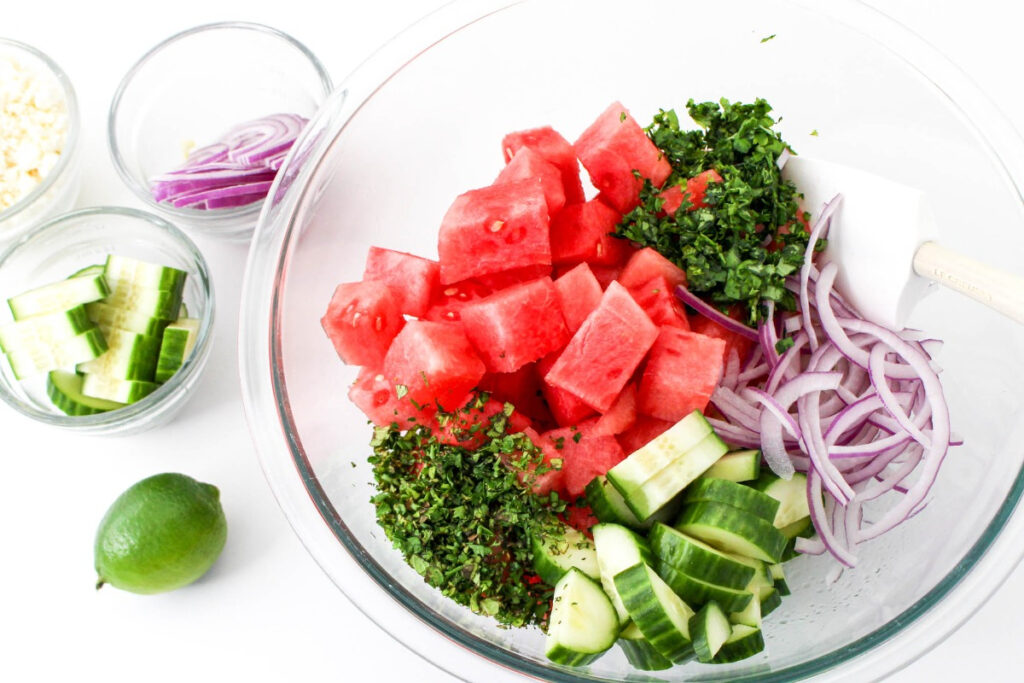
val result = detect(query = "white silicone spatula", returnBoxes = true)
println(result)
[782,155,1024,330]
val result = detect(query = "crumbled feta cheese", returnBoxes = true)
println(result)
[0,53,68,212]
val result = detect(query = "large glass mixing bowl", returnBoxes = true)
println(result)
[239,1,1024,679]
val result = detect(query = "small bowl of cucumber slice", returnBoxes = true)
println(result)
[0,206,213,435]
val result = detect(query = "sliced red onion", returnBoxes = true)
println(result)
[800,194,840,352]
[674,284,759,341]
[776,147,791,170]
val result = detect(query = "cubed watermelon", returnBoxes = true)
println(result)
[545,281,659,412]
[583,382,637,436]
[424,279,492,324]
[502,126,585,205]
[659,169,723,215]
[348,366,434,430]
[362,247,440,318]
[477,363,552,425]
[589,263,624,290]
[321,280,406,367]
[496,147,566,215]
[540,426,626,498]
[549,198,633,266]
[574,102,672,213]
[537,351,598,427]
[689,313,755,368]
[459,277,570,373]
[617,247,688,291]
[637,327,726,422]
[629,275,689,329]
[553,262,603,334]
[521,426,567,498]
[473,264,553,291]
[382,320,486,411]
[561,504,600,536]
[432,394,532,449]
[617,414,674,454]
[437,179,551,285]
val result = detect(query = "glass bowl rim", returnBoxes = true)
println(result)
[106,20,334,227]
[0,205,215,431]
[0,37,81,228]
[239,1,1024,680]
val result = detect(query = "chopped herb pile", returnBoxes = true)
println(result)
[616,98,818,324]
[368,398,566,628]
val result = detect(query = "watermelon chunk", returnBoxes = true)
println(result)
[588,263,624,290]
[432,394,532,449]
[348,366,434,430]
[544,281,658,412]
[574,102,672,213]
[629,275,689,329]
[496,147,566,215]
[477,364,552,425]
[540,426,626,498]
[437,179,551,285]
[552,263,603,334]
[561,505,600,536]
[549,198,633,266]
[321,280,405,367]
[689,313,755,368]
[583,382,637,436]
[424,279,492,324]
[659,169,723,215]
[501,126,585,205]
[381,320,486,411]
[617,414,674,454]
[637,327,726,422]
[537,351,598,427]
[473,264,553,291]
[362,246,440,318]
[521,426,567,498]
[618,247,688,291]
[459,277,570,373]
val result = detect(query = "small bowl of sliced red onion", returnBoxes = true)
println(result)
[108,22,332,241]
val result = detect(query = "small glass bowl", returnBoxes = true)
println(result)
[0,38,81,244]
[108,22,333,241]
[0,207,214,435]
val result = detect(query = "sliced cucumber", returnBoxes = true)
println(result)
[752,472,811,528]
[67,264,105,278]
[591,523,653,627]
[46,370,126,416]
[8,273,110,320]
[613,563,695,664]
[675,501,788,564]
[779,516,813,540]
[5,327,108,379]
[104,254,187,294]
[0,305,93,352]
[652,560,754,614]
[606,410,713,495]
[648,522,755,590]
[586,476,645,528]
[76,328,160,381]
[768,563,790,596]
[154,318,199,383]
[729,589,762,628]
[80,373,158,404]
[689,601,731,663]
[103,284,183,321]
[545,568,619,667]
[86,302,169,337]
[699,449,761,483]
[617,622,673,671]
[531,522,599,586]
[682,477,780,522]
[760,588,782,617]
[613,430,729,521]
[713,624,765,663]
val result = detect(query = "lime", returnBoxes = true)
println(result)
[94,472,227,594]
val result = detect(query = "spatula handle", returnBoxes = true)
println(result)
[913,241,1024,324]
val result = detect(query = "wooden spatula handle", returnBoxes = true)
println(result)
[913,241,1024,324]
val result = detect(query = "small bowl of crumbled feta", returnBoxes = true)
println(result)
[0,38,81,242]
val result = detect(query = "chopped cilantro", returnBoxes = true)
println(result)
[760,34,776,43]
[615,98,818,324]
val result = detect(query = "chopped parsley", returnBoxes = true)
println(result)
[760,34,777,43]
[368,400,566,628]
[615,98,820,325]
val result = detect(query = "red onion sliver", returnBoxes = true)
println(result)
[674,284,759,341]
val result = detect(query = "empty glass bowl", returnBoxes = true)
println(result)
[108,22,333,241]
[239,0,1024,680]
[0,207,214,435]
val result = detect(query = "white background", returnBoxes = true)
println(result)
[4,1,1023,681]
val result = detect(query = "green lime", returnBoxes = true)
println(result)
[94,472,227,595]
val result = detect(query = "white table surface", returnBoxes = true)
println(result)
[4,1,1023,681]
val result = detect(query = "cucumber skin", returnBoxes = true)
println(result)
[760,589,782,617]
[648,523,755,590]
[675,501,789,564]
[682,478,780,522]
[617,637,674,671]
[586,476,644,529]
[531,526,599,586]
[613,564,696,665]
[699,450,761,483]
[544,568,618,667]
[713,625,765,663]
[653,560,754,614]
[689,601,731,663]
[46,370,125,416]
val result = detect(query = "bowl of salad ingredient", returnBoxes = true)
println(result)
[108,22,333,242]
[0,206,213,435]
[0,38,81,243]
[238,0,1024,680]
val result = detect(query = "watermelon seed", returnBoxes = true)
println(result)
[375,316,384,331]
[489,220,505,233]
